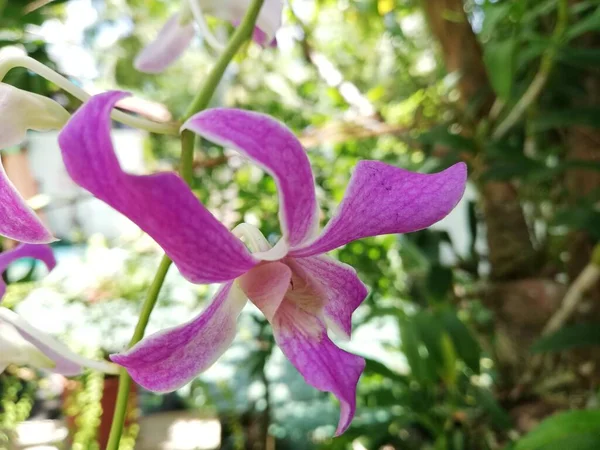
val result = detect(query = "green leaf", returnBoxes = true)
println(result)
[484,38,517,100]
[363,357,409,385]
[531,107,600,130]
[567,6,600,41]
[440,311,481,374]
[418,126,476,154]
[475,387,512,430]
[426,264,454,301]
[531,323,600,353]
[515,410,600,450]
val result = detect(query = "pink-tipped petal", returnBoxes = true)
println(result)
[183,109,319,249]
[0,307,118,375]
[0,244,56,299]
[291,255,367,340]
[111,282,247,392]
[273,302,365,435]
[58,92,257,284]
[291,161,467,257]
[134,13,195,73]
[238,262,291,321]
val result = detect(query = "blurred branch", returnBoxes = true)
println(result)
[298,118,409,148]
[492,0,569,140]
[543,244,600,335]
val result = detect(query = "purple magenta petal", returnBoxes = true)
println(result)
[0,164,54,244]
[58,92,257,284]
[134,13,195,73]
[0,244,56,299]
[273,301,365,435]
[290,255,367,340]
[111,282,247,392]
[217,0,282,44]
[291,161,467,257]
[0,307,118,375]
[238,262,291,321]
[183,109,319,249]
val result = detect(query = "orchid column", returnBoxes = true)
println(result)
[105,0,270,448]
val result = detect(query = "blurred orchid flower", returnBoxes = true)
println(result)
[58,92,467,434]
[134,0,282,73]
[0,244,118,375]
[0,82,67,243]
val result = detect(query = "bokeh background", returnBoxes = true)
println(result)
[1,0,600,449]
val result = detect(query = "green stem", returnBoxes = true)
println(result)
[0,55,179,135]
[105,256,172,450]
[105,0,265,448]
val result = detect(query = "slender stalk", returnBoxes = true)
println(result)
[105,256,172,450]
[0,55,179,135]
[105,0,264,448]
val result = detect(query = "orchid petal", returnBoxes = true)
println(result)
[238,262,291,321]
[58,92,257,284]
[291,161,467,257]
[134,13,195,73]
[0,83,65,243]
[183,108,319,249]
[291,255,368,340]
[0,83,70,148]
[0,307,118,375]
[111,282,247,392]
[0,243,56,298]
[272,302,365,435]
[202,0,282,44]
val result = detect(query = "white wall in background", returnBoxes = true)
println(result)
[26,129,146,240]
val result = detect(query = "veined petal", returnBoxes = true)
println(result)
[58,92,257,284]
[291,255,367,340]
[238,262,291,321]
[111,282,247,392]
[0,83,65,243]
[291,161,467,257]
[0,243,56,298]
[0,307,118,375]
[183,108,319,250]
[0,165,54,243]
[134,13,195,73]
[272,301,365,435]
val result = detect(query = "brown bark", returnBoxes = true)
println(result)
[421,0,537,281]
[420,0,493,117]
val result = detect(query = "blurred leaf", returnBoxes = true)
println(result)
[484,38,517,100]
[531,107,600,130]
[440,333,457,388]
[474,388,512,431]
[426,264,454,301]
[440,311,481,374]
[515,410,600,450]
[531,323,600,353]
[364,357,409,385]
[567,6,600,40]
[554,206,600,239]
[400,317,436,384]
[418,126,476,154]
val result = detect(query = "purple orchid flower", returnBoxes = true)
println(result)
[57,91,467,435]
[135,0,282,73]
[0,82,66,243]
[0,244,118,375]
